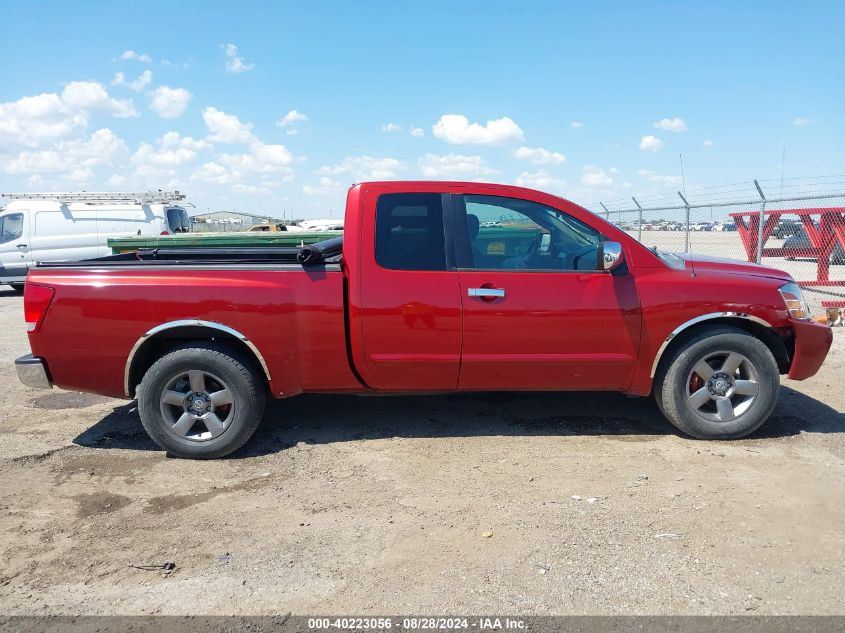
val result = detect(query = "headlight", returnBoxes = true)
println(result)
[778,282,811,320]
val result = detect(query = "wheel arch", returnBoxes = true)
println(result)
[650,312,790,382]
[124,320,271,398]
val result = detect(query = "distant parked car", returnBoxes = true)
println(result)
[773,220,803,239]
[783,229,845,264]
[248,223,306,233]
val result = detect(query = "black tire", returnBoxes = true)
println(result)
[137,343,266,459]
[9,283,24,294]
[654,326,780,439]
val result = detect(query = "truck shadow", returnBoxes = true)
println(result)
[73,386,844,457]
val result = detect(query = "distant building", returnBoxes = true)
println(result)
[191,210,277,226]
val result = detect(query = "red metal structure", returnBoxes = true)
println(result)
[730,207,845,286]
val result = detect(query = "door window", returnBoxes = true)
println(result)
[375,193,447,271]
[0,214,24,244]
[460,195,601,271]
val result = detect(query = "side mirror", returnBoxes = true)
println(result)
[597,241,625,272]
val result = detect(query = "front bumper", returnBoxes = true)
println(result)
[787,319,834,380]
[15,354,53,389]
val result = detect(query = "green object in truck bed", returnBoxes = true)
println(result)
[108,231,341,254]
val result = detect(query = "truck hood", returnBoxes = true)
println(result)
[677,253,793,281]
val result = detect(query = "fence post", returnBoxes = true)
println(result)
[678,191,691,253]
[632,197,643,242]
[754,179,767,264]
[600,202,610,222]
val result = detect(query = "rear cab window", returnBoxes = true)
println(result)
[375,193,447,271]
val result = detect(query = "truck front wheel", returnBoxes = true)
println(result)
[654,327,780,439]
[137,343,266,458]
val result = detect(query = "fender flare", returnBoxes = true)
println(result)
[124,319,271,397]
[649,312,773,378]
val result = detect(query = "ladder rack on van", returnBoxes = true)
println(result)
[0,191,186,205]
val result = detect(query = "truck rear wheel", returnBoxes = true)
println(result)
[137,343,266,459]
[654,327,780,439]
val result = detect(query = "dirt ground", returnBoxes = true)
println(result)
[0,285,843,616]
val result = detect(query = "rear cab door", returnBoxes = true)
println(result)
[347,183,462,391]
[451,185,642,391]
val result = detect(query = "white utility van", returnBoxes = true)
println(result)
[0,191,190,292]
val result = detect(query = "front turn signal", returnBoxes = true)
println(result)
[778,282,810,320]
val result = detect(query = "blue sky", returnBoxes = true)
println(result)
[1,0,843,217]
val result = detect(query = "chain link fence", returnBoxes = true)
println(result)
[597,176,845,313]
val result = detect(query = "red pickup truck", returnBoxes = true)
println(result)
[15,182,833,458]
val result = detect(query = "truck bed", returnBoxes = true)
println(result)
[26,254,360,399]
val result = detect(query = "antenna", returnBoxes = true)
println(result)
[679,153,688,198]
[780,146,786,196]
[0,191,186,205]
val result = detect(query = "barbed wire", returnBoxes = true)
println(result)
[600,175,845,213]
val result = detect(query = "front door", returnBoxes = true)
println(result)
[0,212,30,283]
[351,186,462,391]
[452,189,641,391]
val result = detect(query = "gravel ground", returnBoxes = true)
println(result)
[0,285,842,616]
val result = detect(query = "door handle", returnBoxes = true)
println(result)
[16,244,27,249]
[468,287,505,299]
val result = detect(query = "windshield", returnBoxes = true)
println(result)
[166,207,191,233]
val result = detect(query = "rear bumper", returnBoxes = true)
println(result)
[15,354,53,389]
[787,319,834,380]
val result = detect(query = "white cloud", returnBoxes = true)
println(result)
[653,117,687,132]
[120,50,152,63]
[192,161,230,184]
[381,123,402,132]
[149,86,192,119]
[793,116,812,126]
[318,156,405,181]
[4,128,127,177]
[418,153,496,179]
[513,146,566,165]
[223,43,254,73]
[570,121,583,128]
[637,169,682,186]
[639,135,663,152]
[192,106,298,189]
[303,176,344,196]
[703,139,715,147]
[581,165,613,187]
[202,107,255,144]
[276,109,308,128]
[432,114,524,145]
[130,131,210,176]
[61,81,138,118]
[0,93,86,146]
[410,126,425,138]
[233,183,272,195]
[515,169,567,192]
[111,70,152,92]
[192,141,295,186]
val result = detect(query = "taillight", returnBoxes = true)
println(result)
[24,284,55,333]
[160,230,170,236]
